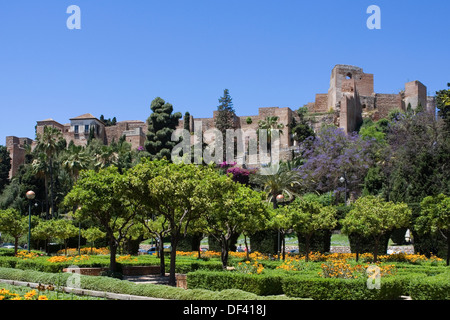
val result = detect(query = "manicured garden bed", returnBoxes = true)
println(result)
[0,248,448,300]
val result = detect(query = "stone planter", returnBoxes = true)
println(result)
[121,266,161,276]
[63,267,108,276]
[176,274,187,289]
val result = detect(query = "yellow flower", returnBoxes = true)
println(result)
[24,290,37,300]
[38,295,48,300]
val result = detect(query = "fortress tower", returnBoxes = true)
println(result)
[5,65,437,178]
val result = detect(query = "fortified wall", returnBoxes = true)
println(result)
[6,65,436,178]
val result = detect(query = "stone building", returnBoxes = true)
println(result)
[6,64,436,178]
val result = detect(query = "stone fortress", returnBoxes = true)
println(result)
[6,65,436,178]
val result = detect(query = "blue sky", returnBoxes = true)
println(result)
[0,0,449,144]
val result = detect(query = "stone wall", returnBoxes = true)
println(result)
[374,93,403,119]
[6,136,32,179]
[314,94,329,112]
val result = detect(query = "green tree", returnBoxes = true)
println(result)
[257,116,285,153]
[0,145,11,194]
[81,227,106,254]
[290,107,315,144]
[214,89,236,135]
[32,219,53,254]
[127,159,172,276]
[417,194,450,266]
[250,165,301,209]
[184,112,191,132]
[34,126,65,216]
[50,219,78,256]
[0,208,28,255]
[201,179,269,268]
[64,166,137,272]
[61,144,92,183]
[128,160,210,285]
[145,97,182,160]
[436,83,450,131]
[341,196,411,262]
[289,197,337,262]
[269,206,293,260]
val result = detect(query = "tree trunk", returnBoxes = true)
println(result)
[305,234,311,262]
[244,235,250,261]
[169,234,179,286]
[373,236,380,263]
[14,237,19,256]
[109,238,118,273]
[158,236,166,276]
[220,235,229,269]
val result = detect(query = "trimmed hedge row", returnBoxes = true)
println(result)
[187,270,450,300]
[0,267,293,300]
[408,271,450,300]
[187,271,284,296]
[281,274,410,300]
[0,256,223,274]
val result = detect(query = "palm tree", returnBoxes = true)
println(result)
[34,126,65,217]
[31,153,50,216]
[257,116,285,153]
[250,165,301,209]
[94,145,118,170]
[250,165,301,259]
[61,144,93,183]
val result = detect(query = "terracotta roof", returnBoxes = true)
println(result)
[70,113,98,120]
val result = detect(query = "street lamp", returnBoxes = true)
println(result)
[26,191,36,253]
[276,194,285,260]
[77,206,82,255]
[339,174,347,206]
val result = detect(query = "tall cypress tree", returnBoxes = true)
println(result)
[145,97,182,160]
[215,89,236,134]
[184,112,191,132]
[214,89,237,159]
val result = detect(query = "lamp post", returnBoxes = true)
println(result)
[77,206,82,256]
[276,194,284,260]
[26,191,36,253]
[339,173,347,206]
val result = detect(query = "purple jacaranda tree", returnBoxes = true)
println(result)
[296,126,374,200]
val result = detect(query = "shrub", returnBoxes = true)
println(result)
[187,270,283,296]
[281,274,405,300]
[0,267,292,300]
[408,271,450,300]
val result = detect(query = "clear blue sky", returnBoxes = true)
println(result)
[1,0,449,144]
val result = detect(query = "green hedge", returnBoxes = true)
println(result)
[0,267,292,300]
[408,271,450,300]
[0,256,223,274]
[172,260,223,274]
[281,274,407,300]
[187,271,284,296]
[188,270,449,300]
